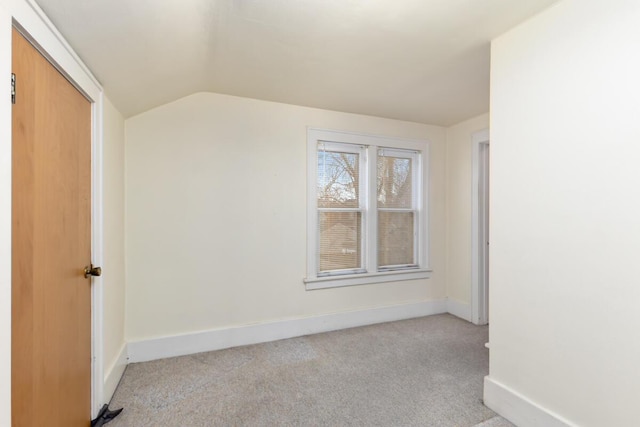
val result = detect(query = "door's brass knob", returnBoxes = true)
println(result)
[84,264,102,278]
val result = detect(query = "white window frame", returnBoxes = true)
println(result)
[305,128,431,290]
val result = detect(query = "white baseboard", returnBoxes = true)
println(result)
[484,376,575,427]
[127,299,448,363]
[103,343,128,403]
[446,298,471,322]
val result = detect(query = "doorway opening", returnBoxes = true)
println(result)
[471,129,489,325]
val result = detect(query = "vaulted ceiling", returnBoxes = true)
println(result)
[35,0,558,125]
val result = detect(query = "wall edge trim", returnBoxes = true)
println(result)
[127,299,448,363]
[103,343,128,404]
[484,376,576,427]
[446,298,471,322]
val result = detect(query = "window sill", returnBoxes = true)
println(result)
[304,268,432,290]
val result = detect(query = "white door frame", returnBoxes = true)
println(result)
[0,0,105,420]
[471,129,490,325]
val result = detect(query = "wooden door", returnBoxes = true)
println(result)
[11,27,92,426]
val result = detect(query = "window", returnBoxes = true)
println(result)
[305,129,431,290]
[317,142,365,275]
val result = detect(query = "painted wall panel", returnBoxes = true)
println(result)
[489,0,640,425]
[102,96,126,400]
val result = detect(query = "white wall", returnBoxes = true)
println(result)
[487,0,640,425]
[125,92,447,342]
[102,96,127,401]
[445,113,489,310]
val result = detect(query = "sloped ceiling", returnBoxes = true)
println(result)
[35,0,558,125]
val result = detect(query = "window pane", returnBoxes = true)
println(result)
[318,150,360,208]
[378,211,414,267]
[377,155,412,208]
[319,211,362,272]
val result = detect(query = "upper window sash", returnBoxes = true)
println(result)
[377,148,421,211]
[316,141,367,210]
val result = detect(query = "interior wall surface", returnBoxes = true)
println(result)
[489,0,640,425]
[124,92,448,342]
[102,95,127,400]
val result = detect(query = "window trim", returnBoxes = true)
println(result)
[305,128,432,290]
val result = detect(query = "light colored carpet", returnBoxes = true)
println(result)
[473,416,516,427]
[109,314,506,426]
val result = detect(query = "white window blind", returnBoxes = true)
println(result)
[317,142,365,275]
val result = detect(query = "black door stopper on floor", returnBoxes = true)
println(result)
[91,404,123,426]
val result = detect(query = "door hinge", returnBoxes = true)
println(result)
[11,73,16,104]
